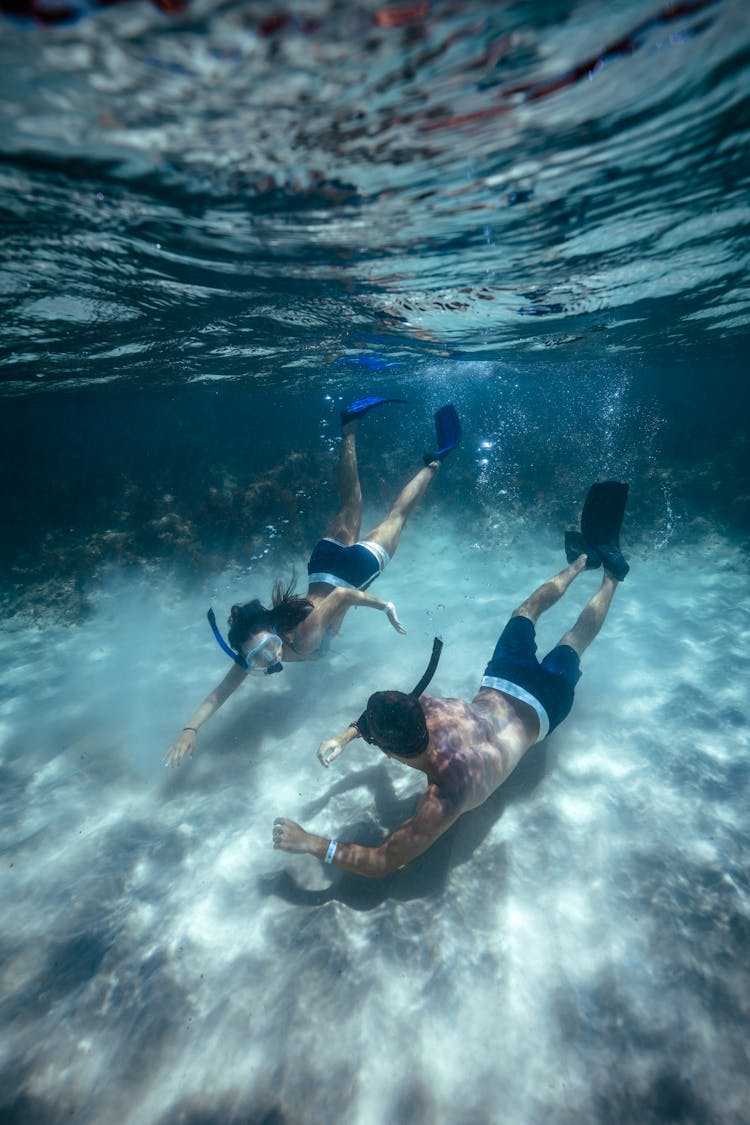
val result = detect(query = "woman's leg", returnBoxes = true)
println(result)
[322,423,363,545]
[361,461,439,557]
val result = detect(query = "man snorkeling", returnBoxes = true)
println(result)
[273,482,629,878]
[165,397,461,767]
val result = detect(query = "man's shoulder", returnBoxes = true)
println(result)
[422,693,475,719]
[417,781,465,826]
[423,693,491,738]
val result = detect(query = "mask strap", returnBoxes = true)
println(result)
[244,632,275,661]
[207,608,248,671]
[410,636,443,697]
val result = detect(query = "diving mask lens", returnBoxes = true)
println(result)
[245,632,284,676]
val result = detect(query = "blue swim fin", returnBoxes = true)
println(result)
[571,481,630,580]
[347,354,402,370]
[340,395,408,426]
[423,403,461,465]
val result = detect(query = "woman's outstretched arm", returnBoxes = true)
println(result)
[165,662,247,767]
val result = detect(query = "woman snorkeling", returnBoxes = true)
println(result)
[165,397,460,766]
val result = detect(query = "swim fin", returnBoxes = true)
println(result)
[423,403,461,465]
[340,395,408,426]
[564,530,601,569]
[346,354,402,370]
[573,480,630,580]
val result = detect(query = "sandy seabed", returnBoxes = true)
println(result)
[1,509,749,1125]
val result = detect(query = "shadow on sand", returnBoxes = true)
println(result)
[259,741,550,910]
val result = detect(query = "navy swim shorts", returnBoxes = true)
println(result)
[480,615,581,739]
[307,537,390,590]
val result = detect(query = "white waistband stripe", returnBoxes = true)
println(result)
[358,539,390,570]
[480,676,550,742]
[307,572,356,589]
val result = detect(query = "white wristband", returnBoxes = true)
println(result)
[324,839,338,865]
[384,601,394,614]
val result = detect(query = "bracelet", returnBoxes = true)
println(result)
[384,601,395,614]
[183,727,197,733]
[324,839,338,865]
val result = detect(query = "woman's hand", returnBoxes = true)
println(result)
[384,601,406,634]
[273,818,313,854]
[165,728,197,767]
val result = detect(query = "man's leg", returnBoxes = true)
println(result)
[361,461,439,557]
[556,572,618,658]
[513,555,587,624]
[322,422,363,545]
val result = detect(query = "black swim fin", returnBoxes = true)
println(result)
[340,395,408,426]
[564,530,601,569]
[578,480,630,580]
[423,404,461,465]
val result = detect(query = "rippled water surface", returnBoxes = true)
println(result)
[1,0,749,389]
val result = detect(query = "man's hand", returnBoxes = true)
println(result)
[317,736,345,768]
[273,818,314,854]
[165,729,196,767]
[384,601,406,634]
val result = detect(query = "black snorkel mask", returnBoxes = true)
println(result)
[207,608,283,676]
[354,636,443,748]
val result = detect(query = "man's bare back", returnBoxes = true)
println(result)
[418,691,538,815]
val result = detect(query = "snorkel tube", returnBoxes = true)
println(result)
[353,635,443,746]
[409,636,443,697]
[207,608,249,670]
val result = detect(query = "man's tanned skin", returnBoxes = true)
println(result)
[273,554,620,878]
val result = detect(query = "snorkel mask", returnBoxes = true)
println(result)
[207,608,284,676]
[244,631,284,677]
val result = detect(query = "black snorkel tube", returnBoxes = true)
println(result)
[354,636,443,745]
[409,636,443,697]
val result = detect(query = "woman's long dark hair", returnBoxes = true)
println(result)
[227,572,313,651]
[270,573,314,634]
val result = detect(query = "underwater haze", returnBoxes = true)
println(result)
[1,1,749,1123]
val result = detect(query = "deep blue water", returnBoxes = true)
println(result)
[1,0,748,611]
[1,2,749,1123]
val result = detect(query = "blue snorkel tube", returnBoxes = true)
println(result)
[207,608,249,671]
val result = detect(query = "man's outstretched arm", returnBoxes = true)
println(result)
[273,786,460,878]
[317,722,362,767]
